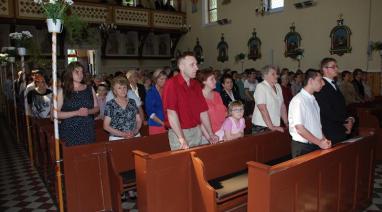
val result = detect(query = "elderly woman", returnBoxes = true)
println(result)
[145,69,167,135]
[252,65,288,133]
[198,69,227,134]
[103,76,142,141]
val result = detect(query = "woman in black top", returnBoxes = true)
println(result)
[57,62,99,146]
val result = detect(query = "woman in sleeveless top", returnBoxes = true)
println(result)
[57,62,99,146]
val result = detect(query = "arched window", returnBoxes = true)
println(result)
[267,0,284,11]
[207,0,218,24]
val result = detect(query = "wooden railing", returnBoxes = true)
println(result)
[8,0,186,30]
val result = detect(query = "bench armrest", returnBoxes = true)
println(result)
[190,151,218,212]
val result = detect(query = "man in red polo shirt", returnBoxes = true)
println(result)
[163,52,219,150]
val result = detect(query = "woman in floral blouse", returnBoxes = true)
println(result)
[103,76,142,141]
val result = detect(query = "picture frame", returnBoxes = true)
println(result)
[284,23,302,59]
[247,28,261,61]
[330,16,352,56]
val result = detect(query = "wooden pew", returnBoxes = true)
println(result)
[246,129,376,212]
[134,131,291,212]
[106,133,170,211]
[358,108,382,160]
[31,118,52,179]
[61,141,113,212]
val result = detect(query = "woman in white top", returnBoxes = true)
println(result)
[252,65,288,133]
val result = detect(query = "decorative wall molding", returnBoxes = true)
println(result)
[114,8,150,27]
[17,0,44,19]
[72,4,109,23]
[0,0,11,17]
[8,0,186,31]
[152,12,184,29]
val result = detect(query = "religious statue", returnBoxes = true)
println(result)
[193,38,204,64]
[217,33,228,62]
[330,14,352,56]
[284,23,302,59]
[247,28,261,61]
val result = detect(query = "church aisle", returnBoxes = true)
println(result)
[0,117,57,212]
[0,115,381,211]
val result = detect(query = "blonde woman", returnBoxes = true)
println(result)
[103,77,142,141]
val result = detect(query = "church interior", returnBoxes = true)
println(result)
[0,0,382,211]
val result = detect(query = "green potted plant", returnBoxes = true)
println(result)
[372,42,382,56]
[64,13,88,45]
[0,53,8,66]
[4,47,17,63]
[235,53,246,72]
[33,0,74,33]
[9,31,33,56]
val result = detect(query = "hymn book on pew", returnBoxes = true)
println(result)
[341,136,363,143]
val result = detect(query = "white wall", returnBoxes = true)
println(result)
[177,0,382,72]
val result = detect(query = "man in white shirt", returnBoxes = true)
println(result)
[289,70,331,158]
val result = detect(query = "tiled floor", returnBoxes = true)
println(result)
[0,118,381,211]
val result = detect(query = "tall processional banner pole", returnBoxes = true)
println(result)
[48,20,64,211]
[19,48,34,164]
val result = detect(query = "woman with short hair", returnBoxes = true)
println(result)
[145,69,167,135]
[103,76,142,141]
[252,65,288,134]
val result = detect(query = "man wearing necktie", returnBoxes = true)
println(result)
[314,57,355,144]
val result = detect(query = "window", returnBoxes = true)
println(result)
[122,0,136,6]
[67,49,78,64]
[207,0,218,24]
[269,0,284,10]
[268,0,284,11]
[167,0,176,8]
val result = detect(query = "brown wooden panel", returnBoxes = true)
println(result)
[319,163,340,212]
[296,173,319,212]
[271,185,294,212]
[247,130,376,212]
[134,151,192,212]
[355,137,375,210]
[339,152,357,212]
[135,131,291,212]
[63,142,112,212]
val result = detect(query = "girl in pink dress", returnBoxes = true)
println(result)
[215,101,245,141]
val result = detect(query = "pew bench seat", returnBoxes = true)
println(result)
[120,170,136,192]
[209,170,248,202]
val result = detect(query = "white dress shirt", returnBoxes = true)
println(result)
[323,77,337,90]
[288,89,323,143]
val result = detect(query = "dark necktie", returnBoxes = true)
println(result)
[332,80,339,91]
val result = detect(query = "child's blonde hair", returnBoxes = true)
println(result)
[227,100,244,116]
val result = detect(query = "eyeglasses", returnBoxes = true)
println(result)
[325,65,338,69]
[231,108,244,112]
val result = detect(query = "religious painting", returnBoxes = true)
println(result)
[142,33,157,56]
[247,29,261,61]
[217,33,228,62]
[330,15,352,56]
[284,23,302,59]
[105,31,120,56]
[157,34,171,56]
[124,31,138,56]
[193,38,204,64]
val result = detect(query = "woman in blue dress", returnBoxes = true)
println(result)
[57,62,99,146]
[145,69,167,135]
